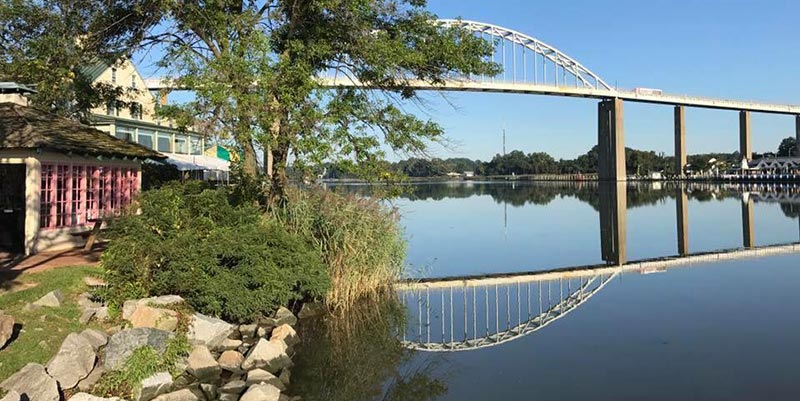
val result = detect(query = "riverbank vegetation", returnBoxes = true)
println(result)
[324,137,799,179]
[100,182,330,323]
[277,188,406,311]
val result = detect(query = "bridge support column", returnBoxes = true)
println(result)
[740,110,752,161]
[599,182,627,265]
[674,106,687,176]
[795,115,800,156]
[742,196,755,249]
[676,187,689,256]
[598,98,626,181]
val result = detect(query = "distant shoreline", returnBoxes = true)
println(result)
[322,173,800,184]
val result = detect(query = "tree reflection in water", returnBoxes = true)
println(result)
[291,295,447,401]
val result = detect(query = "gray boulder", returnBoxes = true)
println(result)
[200,384,218,401]
[79,308,97,324]
[77,363,105,391]
[33,290,64,308]
[272,307,296,326]
[80,328,108,350]
[128,305,179,331]
[122,295,185,321]
[245,369,285,391]
[269,325,298,348]
[151,389,202,401]
[187,313,235,350]
[219,380,247,395]
[46,333,96,389]
[69,393,122,401]
[135,372,173,401]
[220,339,243,351]
[241,339,292,373]
[104,328,174,370]
[297,302,325,319]
[238,324,258,342]
[218,350,244,373]
[240,383,280,401]
[0,363,60,401]
[0,312,14,349]
[187,345,221,382]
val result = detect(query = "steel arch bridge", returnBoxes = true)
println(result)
[398,272,618,352]
[318,19,800,115]
[435,19,612,91]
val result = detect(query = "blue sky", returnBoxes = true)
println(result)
[417,0,800,160]
[136,0,800,161]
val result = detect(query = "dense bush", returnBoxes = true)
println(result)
[275,188,406,310]
[101,182,329,323]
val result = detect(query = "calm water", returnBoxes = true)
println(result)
[292,181,800,401]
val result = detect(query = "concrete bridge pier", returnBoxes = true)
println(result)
[796,115,800,154]
[742,196,755,249]
[740,110,752,161]
[599,182,627,265]
[676,187,689,256]
[675,106,687,176]
[598,98,626,181]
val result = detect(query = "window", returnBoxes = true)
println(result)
[39,165,54,228]
[174,135,188,154]
[115,126,134,142]
[40,163,139,229]
[111,68,117,84]
[131,76,137,89]
[157,132,172,153]
[189,136,203,155]
[137,129,154,149]
[106,102,115,116]
[130,103,141,120]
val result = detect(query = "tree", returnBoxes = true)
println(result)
[777,137,797,157]
[152,1,500,206]
[0,0,161,121]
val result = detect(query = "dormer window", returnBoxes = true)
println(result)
[111,68,117,84]
[130,103,141,120]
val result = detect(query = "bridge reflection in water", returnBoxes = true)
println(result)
[398,182,800,352]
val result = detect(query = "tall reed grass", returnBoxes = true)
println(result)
[275,187,406,310]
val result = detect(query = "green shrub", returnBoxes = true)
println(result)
[101,182,329,323]
[275,188,406,310]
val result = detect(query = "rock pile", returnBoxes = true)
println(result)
[0,296,304,401]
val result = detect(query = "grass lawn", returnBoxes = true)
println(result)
[0,265,103,382]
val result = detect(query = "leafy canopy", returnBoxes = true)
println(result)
[151,0,501,201]
[0,0,161,120]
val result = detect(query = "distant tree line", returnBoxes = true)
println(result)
[322,136,798,179]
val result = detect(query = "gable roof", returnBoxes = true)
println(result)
[80,56,118,82]
[0,102,165,160]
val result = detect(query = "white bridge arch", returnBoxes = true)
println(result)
[399,272,617,352]
[436,19,612,90]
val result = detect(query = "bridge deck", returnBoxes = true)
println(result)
[318,78,800,115]
[397,242,800,290]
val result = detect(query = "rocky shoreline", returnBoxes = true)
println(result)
[0,289,314,401]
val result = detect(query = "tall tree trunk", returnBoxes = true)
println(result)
[240,137,259,178]
[268,141,289,208]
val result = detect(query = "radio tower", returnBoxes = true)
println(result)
[502,126,506,156]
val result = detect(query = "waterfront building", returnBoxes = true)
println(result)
[81,57,230,181]
[0,89,163,254]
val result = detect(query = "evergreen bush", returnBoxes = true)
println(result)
[100,182,329,323]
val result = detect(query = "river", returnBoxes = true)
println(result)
[291,181,800,401]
